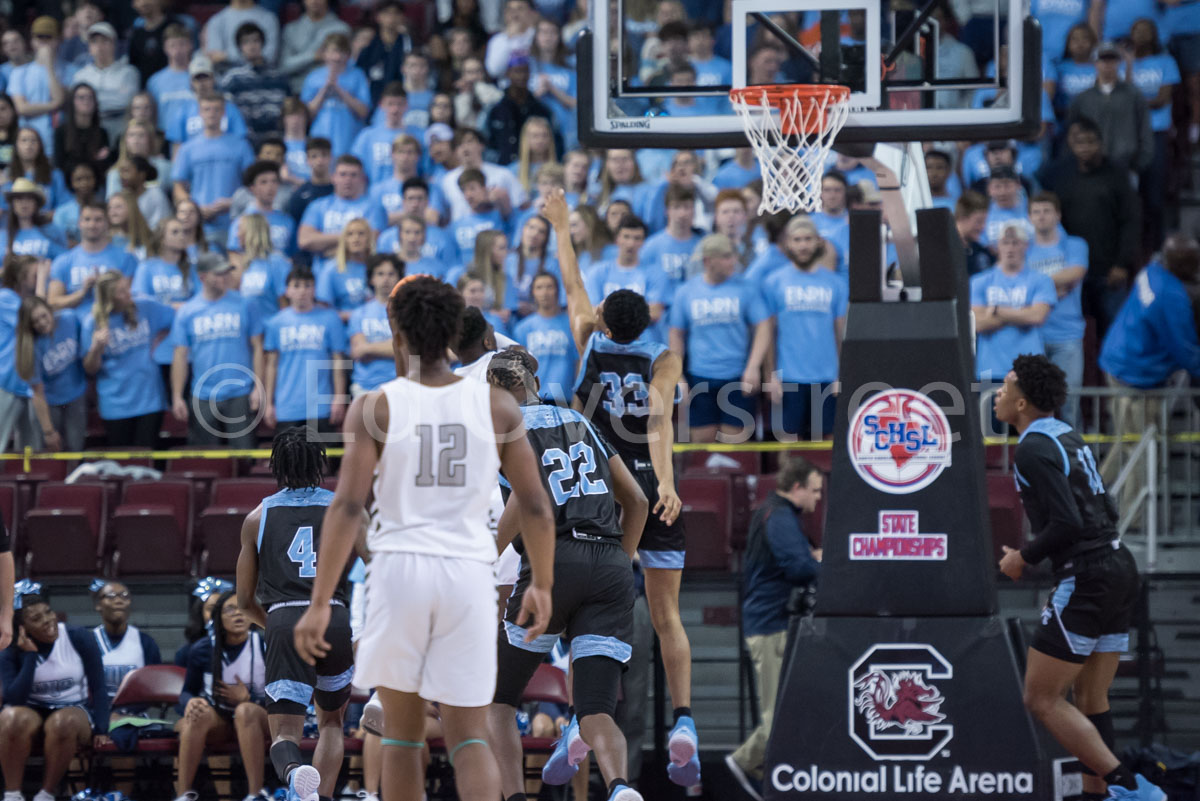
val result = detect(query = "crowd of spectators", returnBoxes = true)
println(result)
[0,0,1194,456]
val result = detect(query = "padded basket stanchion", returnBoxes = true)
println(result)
[729,84,851,215]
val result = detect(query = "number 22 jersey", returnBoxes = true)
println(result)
[257,486,351,607]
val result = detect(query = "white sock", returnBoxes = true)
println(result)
[4,791,26,801]
[31,791,54,801]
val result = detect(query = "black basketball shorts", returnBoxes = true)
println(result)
[1031,545,1140,665]
[264,602,355,714]
[627,459,686,569]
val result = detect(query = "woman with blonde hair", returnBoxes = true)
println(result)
[455,272,510,337]
[105,119,171,198]
[568,204,612,272]
[174,199,209,259]
[512,116,558,195]
[504,215,557,317]
[316,217,373,321]
[15,295,86,451]
[80,270,174,447]
[107,191,153,258]
[447,229,514,327]
[595,148,645,208]
[132,217,197,381]
[234,213,290,323]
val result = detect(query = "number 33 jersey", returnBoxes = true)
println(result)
[370,376,501,562]
[257,486,352,607]
[515,403,623,546]
[573,332,668,464]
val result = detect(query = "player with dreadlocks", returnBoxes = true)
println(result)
[486,349,649,801]
[995,355,1163,801]
[294,275,556,801]
[236,427,360,801]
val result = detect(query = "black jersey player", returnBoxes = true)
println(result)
[541,189,701,786]
[236,428,358,801]
[995,355,1164,801]
[485,349,650,801]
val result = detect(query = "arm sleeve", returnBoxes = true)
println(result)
[1016,438,1086,565]
[763,507,821,585]
[140,631,162,666]
[68,627,111,732]
[0,648,40,705]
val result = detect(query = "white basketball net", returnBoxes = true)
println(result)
[730,85,851,215]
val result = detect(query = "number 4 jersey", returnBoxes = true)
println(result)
[257,486,352,607]
[370,376,502,563]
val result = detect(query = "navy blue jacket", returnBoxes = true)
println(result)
[742,493,821,637]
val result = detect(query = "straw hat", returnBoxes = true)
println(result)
[5,178,46,206]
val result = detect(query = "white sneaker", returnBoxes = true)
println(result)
[4,791,26,801]
[31,792,54,801]
[287,764,321,801]
[354,791,379,801]
[361,692,384,737]
[173,793,199,801]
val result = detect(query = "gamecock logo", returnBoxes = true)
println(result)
[848,644,954,761]
[847,389,952,495]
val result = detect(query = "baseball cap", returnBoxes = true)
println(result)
[86,22,117,40]
[189,54,215,78]
[1096,41,1121,59]
[196,253,234,275]
[31,16,59,38]
[424,123,454,148]
[988,165,1020,182]
[507,52,531,70]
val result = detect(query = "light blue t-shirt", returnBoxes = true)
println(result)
[1032,0,1091,61]
[227,208,296,256]
[8,62,55,157]
[1124,54,1181,132]
[1102,0,1160,41]
[284,138,310,182]
[146,68,194,135]
[367,177,448,223]
[0,225,67,261]
[810,210,851,276]
[762,266,848,384]
[346,298,396,391]
[1164,0,1200,37]
[640,230,701,299]
[981,202,1034,248]
[350,123,424,186]
[80,300,175,419]
[131,256,199,364]
[0,171,68,213]
[970,266,1059,380]
[503,252,561,311]
[0,288,29,397]
[315,259,370,312]
[165,98,248,144]
[238,254,291,325]
[302,66,372,157]
[264,306,348,422]
[377,222,454,268]
[1053,59,1097,113]
[712,159,760,190]
[50,243,138,318]
[669,274,768,380]
[584,259,667,306]
[743,244,790,286]
[529,61,578,148]
[1026,233,1088,345]
[449,208,506,266]
[33,311,86,406]
[299,193,387,246]
[171,291,263,401]
[691,55,734,114]
[513,311,577,404]
[171,133,256,232]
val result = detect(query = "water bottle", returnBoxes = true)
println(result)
[515,709,531,736]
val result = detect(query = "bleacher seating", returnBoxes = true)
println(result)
[23,482,108,576]
[197,478,279,574]
[111,479,196,576]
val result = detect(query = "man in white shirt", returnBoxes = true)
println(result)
[72,23,141,143]
[440,128,525,221]
[484,0,536,78]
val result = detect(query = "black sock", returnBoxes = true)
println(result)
[567,705,575,719]
[608,778,629,793]
[1081,793,1109,801]
[673,706,692,723]
[505,795,528,801]
[269,739,303,783]
[1103,764,1137,792]
[318,796,333,801]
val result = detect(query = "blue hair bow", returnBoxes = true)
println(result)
[13,579,44,610]
[89,578,108,593]
[192,577,234,601]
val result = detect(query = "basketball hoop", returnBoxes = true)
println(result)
[729,84,852,215]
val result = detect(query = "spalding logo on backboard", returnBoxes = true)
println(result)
[848,389,952,495]
[849,644,954,761]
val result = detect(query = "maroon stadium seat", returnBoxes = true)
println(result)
[679,474,732,534]
[110,480,195,576]
[24,482,107,576]
[682,509,730,570]
[986,472,1025,561]
[681,450,759,475]
[197,478,279,574]
[113,664,186,708]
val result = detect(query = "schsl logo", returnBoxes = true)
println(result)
[847,389,952,495]
[849,644,954,761]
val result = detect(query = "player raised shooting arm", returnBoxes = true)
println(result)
[607,453,649,559]
[235,505,268,629]
[862,156,918,280]
[542,188,598,355]
[648,350,683,525]
[294,392,379,664]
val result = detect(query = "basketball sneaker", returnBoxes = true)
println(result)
[287,765,321,801]
[361,692,384,737]
[667,716,701,786]
[606,784,643,801]
[1107,774,1166,801]
[541,715,590,785]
